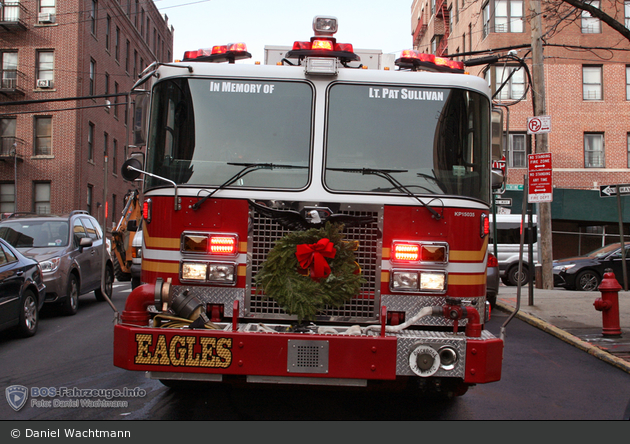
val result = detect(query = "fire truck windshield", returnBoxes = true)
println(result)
[324,83,491,203]
[145,78,313,190]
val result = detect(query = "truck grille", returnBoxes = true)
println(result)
[247,203,383,322]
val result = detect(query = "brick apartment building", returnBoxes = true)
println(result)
[411,0,630,257]
[0,0,173,233]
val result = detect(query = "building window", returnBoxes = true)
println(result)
[115,27,120,61]
[36,50,54,83]
[583,65,602,100]
[113,138,118,173]
[33,182,51,215]
[39,0,56,15]
[89,59,96,96]
[626,1,630,29]
[627,133,630,168]
[106,15,111,51]
[489,65,525,101]
[483,0,523,34]
[34,116,51,156]
[90,0,97,35]
[1,52,18,89]
[0,118,16,156]
[584,133,604,168]
[125,40,130,73]
[581,0,600,34]
[0,183,15,213]
[626,66,630,101]
[504,132,528,168]
[87,184,93,215]
[88,122,94,161]
[114,82,119,118]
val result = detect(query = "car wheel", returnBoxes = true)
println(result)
[17,290,38,337]
[95,265,114,301]
[487,293,497,308]
[507,265,529,286]
[576,270,600,291]
[62,274,79,316]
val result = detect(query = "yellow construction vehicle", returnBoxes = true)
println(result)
[111,189,142,282]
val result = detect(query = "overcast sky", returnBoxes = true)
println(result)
[156,0,415,63]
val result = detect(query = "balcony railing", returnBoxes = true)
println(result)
[0,2,27,31]
[0,69,25,95]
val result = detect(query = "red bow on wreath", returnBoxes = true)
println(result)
[296,238,337,280]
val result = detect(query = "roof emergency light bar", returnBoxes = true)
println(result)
[182,43,252,64]
[395,50,465,74]
[286,15,360,69]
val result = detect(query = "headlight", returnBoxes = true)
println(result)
[390,269,447,293]
[39,257,61,273]
[181,262,208,281]
[420,272,446,291]
[180,261,237,285]
[208,264,235,283]
[392,271,419,291]
[553,264,576,272]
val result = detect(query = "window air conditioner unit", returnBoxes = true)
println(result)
[37,79,52,88]
[38,13,55,24]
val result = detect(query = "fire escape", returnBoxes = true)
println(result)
[435,0,450,57]
[413,13,427,49]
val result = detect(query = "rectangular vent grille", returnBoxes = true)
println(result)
[287,340,329,373]
[249,205,382,321]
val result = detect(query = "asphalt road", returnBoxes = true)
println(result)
[1,282,629,421]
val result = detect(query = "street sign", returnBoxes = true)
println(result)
[506,184,523,191]
[528,152,553,203]
[599,184,630,198]
[527,115,551,135]
[495,198,512,206]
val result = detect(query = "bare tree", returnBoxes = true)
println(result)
[543,0,630,42]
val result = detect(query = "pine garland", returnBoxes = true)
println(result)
[254,223,364,322]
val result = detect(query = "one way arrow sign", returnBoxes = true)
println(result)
[600,184,630,197]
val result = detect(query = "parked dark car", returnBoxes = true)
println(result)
[0,238,46,337]
[486,252,499,308]
[553,242,630,291]
[0,211,114,315]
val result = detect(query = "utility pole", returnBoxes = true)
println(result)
[530,0,554,289]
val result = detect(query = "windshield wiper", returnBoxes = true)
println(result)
[327,167,442,220]
[192,162,307,211]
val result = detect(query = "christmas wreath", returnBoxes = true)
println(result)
[254,223,364,322]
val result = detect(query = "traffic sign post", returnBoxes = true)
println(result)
[527,116,551,135]
[599,184,630,198]
[528,152,552,203]
[599,184,629,290]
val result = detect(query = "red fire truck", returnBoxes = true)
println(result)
[114,16,505,398]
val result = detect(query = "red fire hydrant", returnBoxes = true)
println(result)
[593,269,622,337]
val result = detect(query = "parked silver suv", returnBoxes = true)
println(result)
[0,211,114,315]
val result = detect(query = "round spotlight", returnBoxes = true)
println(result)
[409,345,440,377]
[438,346,458,370]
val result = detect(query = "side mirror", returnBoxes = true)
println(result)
[491,168,505,190]
[121,157,143,181]
[78,237,93,251]
[491,108,504,162]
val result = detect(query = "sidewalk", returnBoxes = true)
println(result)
[495,283,630,374]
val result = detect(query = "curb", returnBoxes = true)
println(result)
[496,301,630,375]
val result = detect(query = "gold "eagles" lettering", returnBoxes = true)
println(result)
[134,334,232,368]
